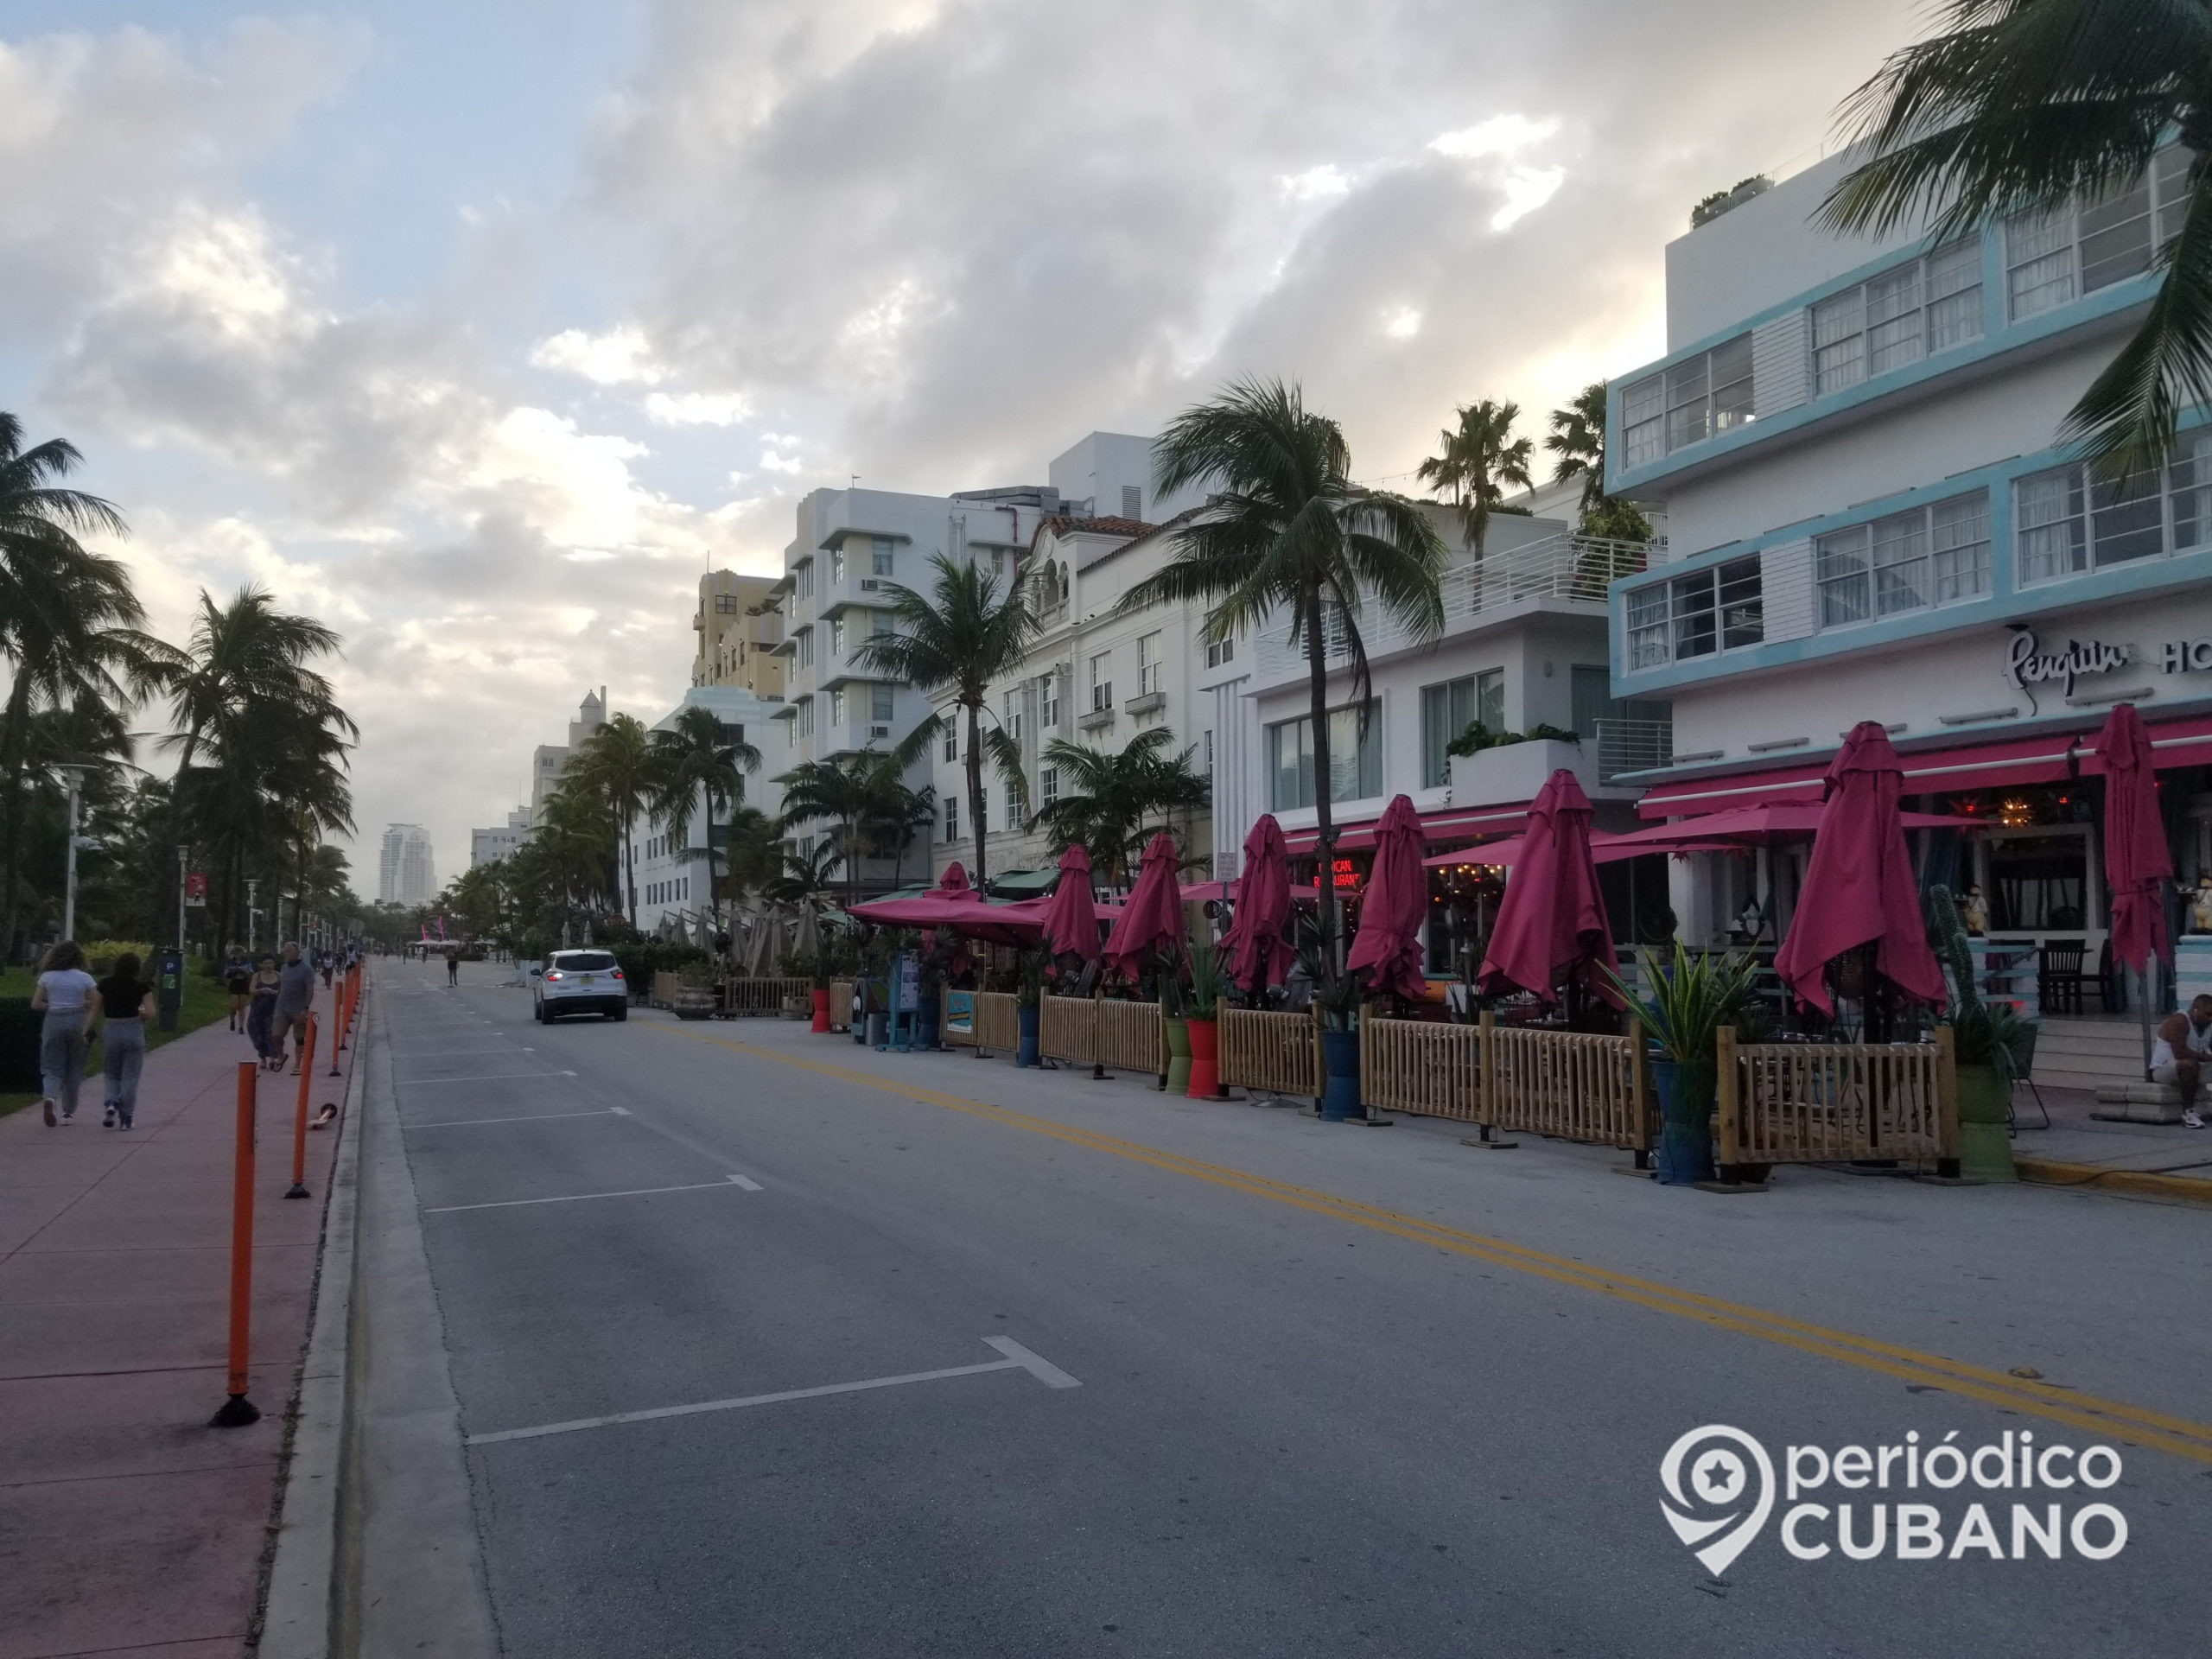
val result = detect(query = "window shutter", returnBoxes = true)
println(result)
[1752,312,1808,419]
[1759,538,1815,642]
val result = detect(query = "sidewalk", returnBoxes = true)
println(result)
[0,1009,354,1659]
[2012,1083,2212,1204]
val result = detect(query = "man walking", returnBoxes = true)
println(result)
[445,944,461,988]
[275,941,317,1077]
[2150,995,2212,1129]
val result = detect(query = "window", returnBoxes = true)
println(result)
[1816,493,1989,626]
[1812,241,1982,394]
[1090,651,1113,711]
[1205,632,1235,668]
[1267,702,1382,810]
[1041,766,1058,808]
[944,795,958,842]
[797,628,814,669]
[797,698,814,738]
[2017,432,2212,583]
[1477,669,1504,734]
[829,616,845,658]
[830,547,845,584]
[1138,632,1162,695]
[1039,674,1060,728]
[1122,484,1143,518]
[1420,675,1486,788]
[2008,149,2191,321]
[870,535,894,575]
[871,683,895,722]
[944,723,957,761]
[869,609,893,637]
[1004,690,1021,743]
[797,561,814,600]
[1005,780,1021,823]
[1625,556,1763,668]
[1621,334,1753,468]
[714,592,739,613]
[1203,729,1214,779]
[829,687,847,725]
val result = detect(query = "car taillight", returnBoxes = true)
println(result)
[611,969,624,979]
[544,970,564,981]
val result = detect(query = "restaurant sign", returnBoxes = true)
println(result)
[2005,628,2212,699]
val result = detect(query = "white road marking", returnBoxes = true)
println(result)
[410,1109,629,1129]
[424,1174,759,1214]
[467,1338,1081,1445]
[396,1071,575,1084]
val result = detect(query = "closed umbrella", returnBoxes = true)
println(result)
[1103,830,1185,980]
[1478,768,1620,1007]
[1222,815,1293,993]
[1039,844,1103,965]
[1774,721,1945,1017]
[2093,702,2172,1069]
[1345,794,1428,1001]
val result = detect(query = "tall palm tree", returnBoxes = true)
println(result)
[1820,0,2212,467]
[1117,379,1446,945]
[647,704,760,931]
[567,712,658,927]
[1547,381,1654,545]
[1415,398,1533,555]
[851,552,1039,890]
[1031,728,1208,886]
[777,750,915,908]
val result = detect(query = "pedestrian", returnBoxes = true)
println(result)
[275,941,317,1076]
[2150,994,2212,1129]
[30,941,97,1127]
[248,955,282,1070]
[446,944,460,988]
[95,951,156,1130]
[222,944,251,1032]
[320,951,334,991]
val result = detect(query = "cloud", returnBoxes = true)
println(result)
[531,323,666,386]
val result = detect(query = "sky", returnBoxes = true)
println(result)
[0,0,1925,887]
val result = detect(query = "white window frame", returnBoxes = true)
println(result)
[944,794,958,842]
[1624,556,1764,668]
[797,697,814,739]
[870,535,894,576]
[2016,432,2212,586]
[1089,651,1113,711]
[1205,633,1235,668]
[1815,493,1991,629]
[870,683,895,722]
[1266,702,1382,811]
[2007,147,2191,322]
[1003,689,1021,743]
[829,687,847,726]
[830,547,845,584]
[1138,631,1163,696]
[1039,674,1060,728]
[1621,334,1753,468]
[1812,241,1982,395]
[796,561,814,600]
[1040,766,1058,808]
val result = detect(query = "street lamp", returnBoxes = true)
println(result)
[246,880,259,954]
[54,766,95,943]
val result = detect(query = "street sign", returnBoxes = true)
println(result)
[185,872,208,907]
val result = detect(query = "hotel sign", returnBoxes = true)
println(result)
[2005,632,2131,697]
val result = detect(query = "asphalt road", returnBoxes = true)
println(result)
[371,959,2212,1657]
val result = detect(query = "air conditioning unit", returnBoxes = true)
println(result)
[868,724,892,739]
[859,578,882,592]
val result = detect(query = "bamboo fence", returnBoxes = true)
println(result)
[1217,1007,1321,1097]
[1357,1013,1650,1150]
[721,977,810,1018]
[940,989,1020,1051]
[1719,1026,1956,1166]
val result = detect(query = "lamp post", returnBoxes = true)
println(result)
[176,845,189,952]
[56,766,90,943]
[247,880,259,954]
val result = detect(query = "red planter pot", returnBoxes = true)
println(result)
[810,988,831,1033]
[1185,1017,1224,1099]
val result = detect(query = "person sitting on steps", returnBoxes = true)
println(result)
[2148,995,2212,1130]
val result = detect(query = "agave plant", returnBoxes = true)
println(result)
[1186,939,1230,1021]
[1605,943,1759,1065]
[1926,884,2032,1087]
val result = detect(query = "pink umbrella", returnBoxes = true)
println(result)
[1774,721,1946,1015]
[1038,843,1103,963]
[1221,815,1293,992]
[1477,769,1620,1007]
[2093,702,2171,976]
[1346,795,1429,1001]
[1103,830,1185,980]
[848,861,1038,947]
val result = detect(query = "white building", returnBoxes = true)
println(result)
[471,808,530,869]
[625,685,786,937]
[378,823,435,906]
[1604,147,2212,983]
[531,688,606,824]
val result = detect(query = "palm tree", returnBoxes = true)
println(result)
[567,712,658,927]
[1820,0,2212,467]
[720,805,785,910]
[1031,728,1209,885]
[1117,379,1446,945]
[851,552,1039,890]
[647,704,760,931]
[1416,398,1533,555]
[777,750,916,907]
[1547,380,1654,551]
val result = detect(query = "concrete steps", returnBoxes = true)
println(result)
[2033,1017,2151,1093]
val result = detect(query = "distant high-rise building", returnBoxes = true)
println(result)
[378,823,435,906]
[692,571,785,697]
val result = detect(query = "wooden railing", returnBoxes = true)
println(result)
[1719,1027,1956,1166]
[1357,1013,1651,1149]
[1098,1000,1163,1075]
[827,978,855,1030]
[722,977,810,1017]
[941,989,1020,1051]
[651,970,678,1009]
[1362,1018,1481,1120]
[1219,1007,1319,1097]
[1039,995,1096,1065]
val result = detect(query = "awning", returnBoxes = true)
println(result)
[984,868,1058,899]
[1637,713,2212,818]
[1281,801,1534,855]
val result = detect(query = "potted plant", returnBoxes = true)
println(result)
[1185,940,1228,1099]
[1608,943,1758,1184]
[783,947,833,1032]
[1926,885,2029,1181]
[1156,945,1192,1094]
[1014,950,1044,1067]
[1294,910,1366,1121]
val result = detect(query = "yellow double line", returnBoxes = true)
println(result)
[660,1025,2212,1466]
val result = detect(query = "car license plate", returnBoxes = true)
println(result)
[580,974,595,985]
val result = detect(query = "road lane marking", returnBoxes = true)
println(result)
[658,1025,2212,1467]
[397,1071,577,1084]
[409,1108,630,1129]
[467,1338,1080,1445]
[424,1174,760,1214]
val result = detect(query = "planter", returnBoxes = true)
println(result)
[1651,1057,1716,1185]
[865,1010,888,1047]
[1016,1004,1040,1067]
[1319,1027,1363,1121]
[1163,1016,1192,1095]
[1185,1016,1222,1099]
[810,988,831,1033]
[916,998,941,1052]
[1954,1062,2017,1182]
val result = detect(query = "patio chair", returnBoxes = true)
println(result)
[2037,942,2088,1015]
[2007,1022,2050,1133]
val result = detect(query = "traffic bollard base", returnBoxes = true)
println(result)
[209,1393,261,1428]
[283,1183,310,1199]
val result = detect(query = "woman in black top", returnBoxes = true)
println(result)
[223,947,251,1031]
[96,952,156,1130]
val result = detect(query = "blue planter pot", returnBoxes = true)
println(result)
[916,1004,940,1052]
[1319,1027,1363,1122]
[1016,1004,1040,1067]
[1650,1057,1716,1185]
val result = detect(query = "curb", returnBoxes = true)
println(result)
[2015,1156,2212,1205]
[259,987,370,1658]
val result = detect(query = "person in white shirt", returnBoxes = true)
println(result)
[2148,995,2212,1130]
[30,940,99,1127]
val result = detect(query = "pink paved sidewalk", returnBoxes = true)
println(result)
[0,1010,354,1659]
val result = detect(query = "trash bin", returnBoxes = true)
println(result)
[154,946,184,1033]
[0,999,40,1091]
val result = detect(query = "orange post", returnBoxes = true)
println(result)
[327,984,344,1077]
[212,1062,261,1427]
[288,1016,317,1199]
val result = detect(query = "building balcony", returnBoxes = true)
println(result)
[1595,717,1673,782]
[1122,690,1166,716]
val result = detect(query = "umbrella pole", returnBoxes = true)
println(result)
[1091,982,1108,1081]
[2139,963,2155,1078]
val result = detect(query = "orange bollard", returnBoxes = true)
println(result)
[212,1062,261,1427]
[288,1016,317,1198]
[327,987,343,1077]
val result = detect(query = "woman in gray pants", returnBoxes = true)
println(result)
[31,941,97,1127]
[96,951,156,1130]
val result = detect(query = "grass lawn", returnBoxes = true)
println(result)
[0,961,242,1120]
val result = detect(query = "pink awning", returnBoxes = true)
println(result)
[1281,800,1534,855]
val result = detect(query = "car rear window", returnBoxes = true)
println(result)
[556,952,617,971]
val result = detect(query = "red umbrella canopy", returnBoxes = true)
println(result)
[1039,843,1103,963]
[1222,814,1293,990]
[1103,830,1185,979]
[1774,721,1947,1014]
[1345,795,1429,1001]
[1477,768,1620,1007]
[2094,703,2173,975]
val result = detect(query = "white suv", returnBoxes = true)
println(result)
[533,950,628,1022]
